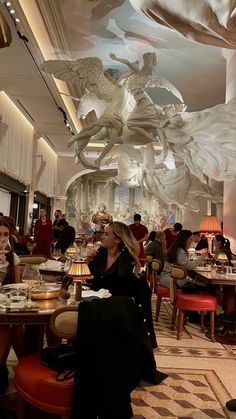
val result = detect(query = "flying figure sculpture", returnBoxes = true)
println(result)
[41,51,236,181]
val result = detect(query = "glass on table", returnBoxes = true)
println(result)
[51,248,61,261]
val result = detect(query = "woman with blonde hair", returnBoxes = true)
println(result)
[87,221,141,295]
[87,221,158,349]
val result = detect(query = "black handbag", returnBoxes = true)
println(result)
[40,343,76,381]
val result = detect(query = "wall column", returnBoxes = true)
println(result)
[222,49,236,252]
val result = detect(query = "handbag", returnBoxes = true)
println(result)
[40,343,76,381]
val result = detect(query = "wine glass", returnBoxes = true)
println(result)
[0,240,11,254]
[51,248,61,261]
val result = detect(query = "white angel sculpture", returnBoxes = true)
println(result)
[105,143,221,212]
[40,52,183,168]
[41,52,236,181]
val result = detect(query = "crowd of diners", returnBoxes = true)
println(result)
[0,211,234,407]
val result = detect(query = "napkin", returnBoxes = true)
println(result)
[82,288,111,299]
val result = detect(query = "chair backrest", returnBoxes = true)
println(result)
[151,258,162,286]
[170,264,187,303]
[19,256,47,265]
[49,306,78,340]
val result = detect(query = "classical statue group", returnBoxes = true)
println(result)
[41,49,236,211]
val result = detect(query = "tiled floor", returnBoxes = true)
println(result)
[1,297,236,418]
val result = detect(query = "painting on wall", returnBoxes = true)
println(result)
[66,171,175,233]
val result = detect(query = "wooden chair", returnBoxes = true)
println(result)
[14,306,78,419]
[170,265,217,342]
[153,259,170,321]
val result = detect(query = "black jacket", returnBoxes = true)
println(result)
[70,297,167,419]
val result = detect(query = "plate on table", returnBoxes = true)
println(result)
[0,283,29,291]
[195,266,211,272]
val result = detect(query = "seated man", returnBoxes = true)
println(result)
[146,230,166,272]
[192,231,208,251]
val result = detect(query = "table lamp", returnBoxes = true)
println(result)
[68,261,93,301]
[198,215,222,254]
[217,252,228,274]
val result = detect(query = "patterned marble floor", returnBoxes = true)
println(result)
[1,297,236,418]
[131,298,236,418]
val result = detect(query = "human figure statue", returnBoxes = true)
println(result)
[40,52,183,169]
[91,203,113,232]
[41,52,236,182]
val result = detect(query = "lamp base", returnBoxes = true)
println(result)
[74,280,82,301]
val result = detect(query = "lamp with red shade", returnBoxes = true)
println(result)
[198,215,222,254]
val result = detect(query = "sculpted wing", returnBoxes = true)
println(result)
[146,75,184,103]
[40,57,115,103]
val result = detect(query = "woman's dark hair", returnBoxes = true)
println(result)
[215,234,231,250]
[167,229,192,264]
[0,219,15,284]
[147,231,156,241]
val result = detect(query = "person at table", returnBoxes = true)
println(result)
[0,219,21,394]
[192,231,208,251]
[146,230,166,272]
[55,219,76,255]
[129,213,148,265]
[213,234,233,265]
[33,208,53,259]
[160,229,207,291]
[164,222,183,249]
[87,221,158,349]
[144,230,156,254]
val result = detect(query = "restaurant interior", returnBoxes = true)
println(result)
[1,1,236,418]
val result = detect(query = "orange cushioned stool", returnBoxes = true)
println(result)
[15,353,73,418]
[174,292,217,342]
[14,306,78,419]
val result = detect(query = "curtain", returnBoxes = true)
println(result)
[0,91,33,184]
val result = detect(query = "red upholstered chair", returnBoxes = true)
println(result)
[170,265,217,342]
[14,306,78,419]
[153,259,170,321]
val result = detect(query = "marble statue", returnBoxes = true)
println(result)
[91,203,113,231]
[41,52,183,168]
[105,144,221,212]
[41,51,236,182]
[130,0,236,49]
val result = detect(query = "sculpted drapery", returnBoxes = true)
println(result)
[130,0,236,49]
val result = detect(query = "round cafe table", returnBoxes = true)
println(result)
[192,268,236,344]
[0,298,60,356]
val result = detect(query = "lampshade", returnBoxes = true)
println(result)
[68,261,93,280]
[68,261,93,302]
[217,252,228,262]
[199,215,221,233]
